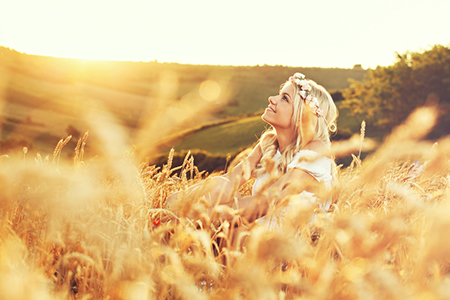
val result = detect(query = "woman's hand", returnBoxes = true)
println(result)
[236,167,320,223]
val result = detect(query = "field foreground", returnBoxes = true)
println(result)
[1,107,450,300]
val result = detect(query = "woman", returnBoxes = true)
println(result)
[166,73,338,229]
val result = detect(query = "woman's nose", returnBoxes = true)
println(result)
[268,96,276,104]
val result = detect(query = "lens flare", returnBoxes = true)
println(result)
[199,80,220,102]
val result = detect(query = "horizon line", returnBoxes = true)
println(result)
[0,45,370,70]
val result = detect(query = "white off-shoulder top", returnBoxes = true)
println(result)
[253,149,334,230]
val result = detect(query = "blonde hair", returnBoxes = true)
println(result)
[256,79,338,176]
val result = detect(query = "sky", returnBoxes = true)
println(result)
[0,0,449,69]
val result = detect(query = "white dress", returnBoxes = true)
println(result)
[252,149,334,230]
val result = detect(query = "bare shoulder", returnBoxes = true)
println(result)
[302,140,331,158]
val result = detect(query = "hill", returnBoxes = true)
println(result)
[168,116,267,155]
[0,46,367,164]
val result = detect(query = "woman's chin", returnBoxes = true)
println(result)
[261,114,273,126]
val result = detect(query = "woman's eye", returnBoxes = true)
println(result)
[283,96,288,102]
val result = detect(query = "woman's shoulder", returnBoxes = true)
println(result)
[301,140,331,159]
[288,141,334,179]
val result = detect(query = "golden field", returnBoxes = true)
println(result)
[1,105,450,300]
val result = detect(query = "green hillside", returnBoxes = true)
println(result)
[165,102,361,157]
[0,46,367,162]
[168,116,268,155]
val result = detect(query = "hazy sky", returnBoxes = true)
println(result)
[1,0,449,69]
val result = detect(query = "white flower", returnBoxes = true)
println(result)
[289,73,324,118]
[316,107,323,116]
[299,90,306,98]
[299,80,310,90]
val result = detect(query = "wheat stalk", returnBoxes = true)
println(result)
[358,120,366,160]
[2,107,450,299]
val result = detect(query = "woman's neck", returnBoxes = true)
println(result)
[301,126,315,149]
[300,115,316,149]
[276,124,315,153]
[275,128,296,153]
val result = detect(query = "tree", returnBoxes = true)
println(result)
[341,45,450,137]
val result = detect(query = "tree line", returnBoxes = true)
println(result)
[341,45,450,139]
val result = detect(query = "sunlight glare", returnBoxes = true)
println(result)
[159,70,179,100]
[0,0,449,68]
[199,80,221,102]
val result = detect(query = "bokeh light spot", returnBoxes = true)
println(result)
[199,80,221,102]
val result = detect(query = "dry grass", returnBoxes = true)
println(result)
[0,106,450,300]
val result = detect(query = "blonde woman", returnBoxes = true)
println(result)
[166,73,338,229]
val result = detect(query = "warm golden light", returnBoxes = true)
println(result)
[199,80,221,102]
[159,70,179,100]
[0,0,448,69]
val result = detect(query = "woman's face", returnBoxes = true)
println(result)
[262,82,295,130]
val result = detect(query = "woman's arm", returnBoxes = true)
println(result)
[225,143,262,187]
[203,143,262,206]
[236,168,320,223]
[165,144,262,209]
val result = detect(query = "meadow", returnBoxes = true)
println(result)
[1,106,450,300]
[0,46,366,167]
[4,47,450,300]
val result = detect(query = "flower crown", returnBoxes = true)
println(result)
[289,73,324,117]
